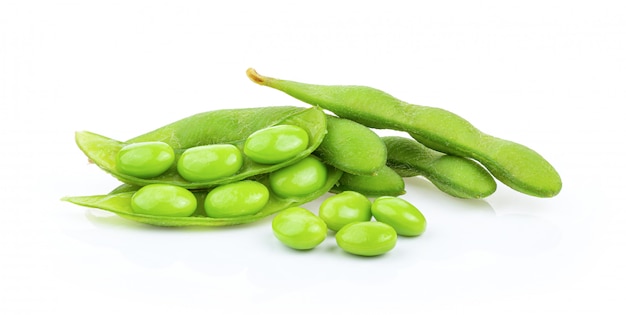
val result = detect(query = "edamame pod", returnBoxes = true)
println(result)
[315,115,387,175]
[62,167,343,227]
[75,106,327,189]
[383,136,496,199]
[247,69,562,198]
[129,106,306,148]
[332,165,405,197]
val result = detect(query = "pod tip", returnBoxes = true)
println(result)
[246,68,268,85]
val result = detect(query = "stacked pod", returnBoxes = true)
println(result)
[246,68,562,199]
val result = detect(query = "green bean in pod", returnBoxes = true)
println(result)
[62,166,343,227]
[75,106,327,189]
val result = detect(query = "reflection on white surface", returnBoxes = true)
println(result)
[62,179,568,296]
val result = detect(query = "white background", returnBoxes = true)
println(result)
[1,1,625,314]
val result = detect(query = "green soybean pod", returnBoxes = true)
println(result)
[319,191,372,232]
[336,221,397,257]
[177,144,243,182]
[244,124,310,164]
[62,167,343,227]
[383,136,496,199]
[371,196,426,237]
[116,141,175,178]
[315,115,387,175]
[247,69,562,198]
[269,156,328,198]
[272,207,327,250]
[204,180,270,218]
[129,106,309,149]
[75,106,327,189]
[332,165,405,197]
[131,184,197,217]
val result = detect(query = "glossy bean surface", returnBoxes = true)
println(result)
[269,156,328,198]
[62,167,343,227]
[116,142,175,178]
[244,124,309,164]
[75,106,327,189]
[371,196,426,237]
[319,191,371,231]
[335,222,397,257]
[204,180,270,218]
[272,207,327,250]
[130,184,197,217]
[177,144,243,182]
[247,69,561,198]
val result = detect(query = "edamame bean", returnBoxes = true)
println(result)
[204,180,270,218]
[319,191,371,231]
[371,196,426,237]
[75,106,327,189]
[383,136,496,199]
[130,184,197,217]
[244,124,309,164]
[247,68,562,198]
[177,144,243,182]
[272,207,327,250]
[269,156,328,198]
[335,222,397,256]
[116,142,175,178]
[315,115,387,175]
[63,167,344,227]
[332,165,405,197]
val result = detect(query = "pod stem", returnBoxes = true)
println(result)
[246,68,272,86]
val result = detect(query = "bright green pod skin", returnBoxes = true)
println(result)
[319,191,372,231]
[62,167,343,227]
[272,207,327,250]
[129,106,309,149]
[247,69,562,198]
[383,136,496,199]
[130,184,197,217]
[269,156,328,198]
[204,180,270,218]
[116,142,175,178]
[177,144,243,182]
[75,106,327,189]
[315,115,387,175]
[371,196,426,237]
[244,124,309,164]
[336,221,397,257]
[332,165,405,197]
